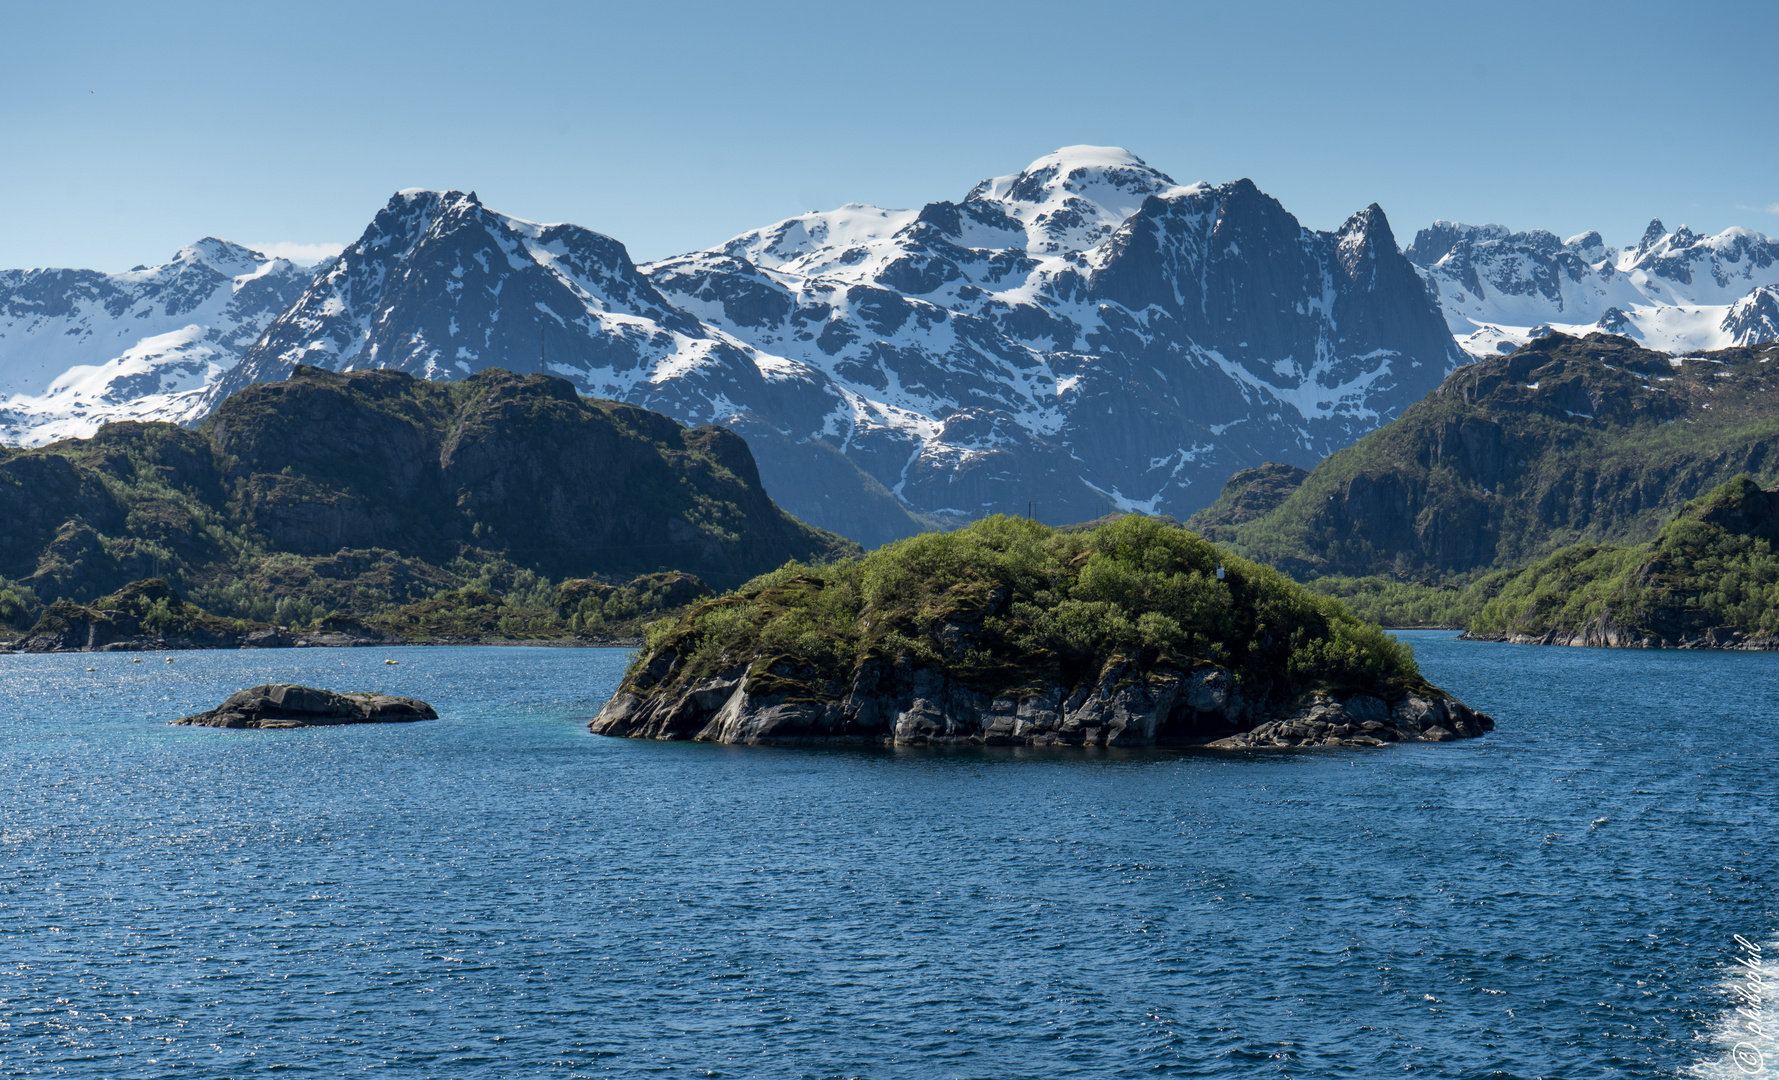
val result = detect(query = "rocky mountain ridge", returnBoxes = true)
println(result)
[0,240,315,445]
[642,147,1460,538]
[1409,219,1779,358]
[0,365,851,630]
[1461,475,1779,649]
[8,153,1774,550]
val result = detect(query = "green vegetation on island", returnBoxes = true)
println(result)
[594,513,1494,749]
[638,513,1425,706]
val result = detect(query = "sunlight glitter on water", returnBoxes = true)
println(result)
[0,637,1775,1077]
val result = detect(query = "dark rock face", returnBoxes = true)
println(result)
[208,366,851,587]
[173,684,437,729]
[1185,462,1308,539]
[590,656,1489,750]
[1459,475,1779,650]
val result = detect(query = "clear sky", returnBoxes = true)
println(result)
[4,0,1775,272]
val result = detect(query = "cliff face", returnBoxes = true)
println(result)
[1218,333,1779,580]
[207,366,850,586]
[0,366,853,614]
[1184,462,1309,541]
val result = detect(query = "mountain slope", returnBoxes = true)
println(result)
[216,189,930,548]
[0,240,315,444]
[1217,332,1779,580]
[1465,475,1779,648]
[0,366,855,619]
[1410,220,1779,358]
[74,150,1457,545]
[0,151,1534,547]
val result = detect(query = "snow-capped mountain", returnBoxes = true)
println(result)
[644,147,1458,534]
[0,239,315,445]
[1408,220,1779,357]
[215,148,1460,543]
[214,189,929,544]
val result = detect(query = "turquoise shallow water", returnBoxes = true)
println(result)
[0,635,1774,1078]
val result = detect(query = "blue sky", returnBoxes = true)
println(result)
[5,0,1775,271]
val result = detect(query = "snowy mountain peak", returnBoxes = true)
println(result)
[170,237,277,278]
[1563,231,1609,263]
[965,145,1196,250]
[0,237,316,444]
[721,204,918,272]
[210,185,710,407]
[1723,285,1779,346]
[1333,204,1402,284]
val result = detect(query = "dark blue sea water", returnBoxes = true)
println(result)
[1,634,1774,1079]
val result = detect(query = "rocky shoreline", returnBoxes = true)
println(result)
[1,631,642,653]
[1459,627,1779,650]
[591,654,1492,750]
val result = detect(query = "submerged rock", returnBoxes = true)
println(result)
[173,684,437,729]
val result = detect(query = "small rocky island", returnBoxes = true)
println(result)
[174,684,438,729]
[592,515,1492,749]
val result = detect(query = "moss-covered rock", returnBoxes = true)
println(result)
[592,515,1491,748]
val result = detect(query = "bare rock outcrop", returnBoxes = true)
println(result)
[173,684,437,729]
[591,652,1489,750]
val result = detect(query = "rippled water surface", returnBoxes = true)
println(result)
[1,637,1775,1078]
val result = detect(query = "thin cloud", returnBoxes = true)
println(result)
[249,241,346,265]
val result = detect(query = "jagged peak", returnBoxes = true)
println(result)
[1404,221,1512,268]
[1564,230,1609,261]
[1335,202,1399,256]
